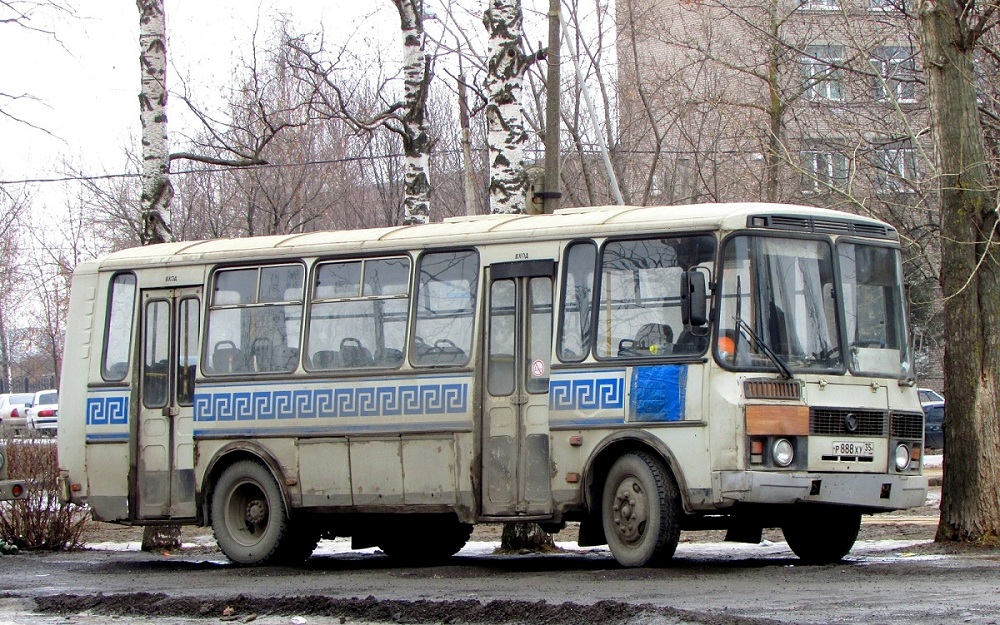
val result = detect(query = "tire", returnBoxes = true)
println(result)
[378,515,473,565]
[781,506,862,564]
[274,519,322,565]
[601,451,682,567]
[211,460,291,566]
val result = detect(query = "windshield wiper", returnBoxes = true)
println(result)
[735,315,794,380]
[733,275,794,380]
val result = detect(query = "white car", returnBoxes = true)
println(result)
[0,392,34,434]
[24,389,58,435]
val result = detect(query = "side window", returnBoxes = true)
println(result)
[412,250,479,366]
[558,242,596,362]
[306,256,411,371]
[102,273,137,381]
[204,264,304,375]
[596,235,716,359]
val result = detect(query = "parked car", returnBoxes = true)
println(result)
[919,388,945,405]
[0,392,34,434]
[24,389,58,435]
[923,400,945,450]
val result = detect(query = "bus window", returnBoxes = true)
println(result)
[596,235,716,359]
[558,242,596,362]
[412,250,479,367]
[204,264,304,375]
[102,272,137,381]
[306,257,411,370]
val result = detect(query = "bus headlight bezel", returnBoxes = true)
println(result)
[772,438,795,467]
[894,443,911,471]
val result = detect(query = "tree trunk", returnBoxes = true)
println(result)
[484,0,529,214]
[500,522,554,552]
[137,0,180,551]
[137,0,173,245]
[141,525,182,552]
[392,0,431,225]
[918,0,1000,541]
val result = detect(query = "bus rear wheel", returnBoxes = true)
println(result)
[601,451,681,567]
[781,506,862,564]
[211,460,291,566]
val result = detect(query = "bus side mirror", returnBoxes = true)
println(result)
[682,270,708,327]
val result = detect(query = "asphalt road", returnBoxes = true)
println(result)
[0,534,998,625]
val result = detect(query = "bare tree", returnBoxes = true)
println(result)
[286,0,435,225]
[918,0,1000,542]
[136,0,172,245]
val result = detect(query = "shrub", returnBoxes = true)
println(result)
[0,435,89,550]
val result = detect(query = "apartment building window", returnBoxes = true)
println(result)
[874,139,918,193]
[801,45,845,102]
[800,0,839,9]
[869,0,905,10]
[872,47,917,103]
[801,145,849,193]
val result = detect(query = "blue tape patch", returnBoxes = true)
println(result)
[630,365,687,422]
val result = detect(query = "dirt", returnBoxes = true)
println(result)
[33,594,788,625]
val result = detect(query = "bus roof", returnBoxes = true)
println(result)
[88,202,895,270]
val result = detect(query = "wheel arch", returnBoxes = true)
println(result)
[200,441,293,524]
[582,431,689,515]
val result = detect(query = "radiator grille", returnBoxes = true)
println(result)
[891,412,924,440]
[744,379,802,400]
[810,408,888,436]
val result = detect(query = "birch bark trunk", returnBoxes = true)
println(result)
[393,0,431,225]
[137,0,180,551]
[484,0,529,214]
[918,0,1000,541]
[137,0,172,245]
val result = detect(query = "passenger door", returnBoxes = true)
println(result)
[135,287,201,520]
[482,261,554,517]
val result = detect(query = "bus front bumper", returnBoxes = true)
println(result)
[716,471,928,511]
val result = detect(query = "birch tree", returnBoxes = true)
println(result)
[287,0,434,225]
[137,0,172,245]
[918,0,1000,543]
[136,0,179,550]
[484,0,531,214]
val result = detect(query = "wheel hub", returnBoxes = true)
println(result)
[245,498,267,527]
[612,479,647,543]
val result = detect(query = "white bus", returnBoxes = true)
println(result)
[57,203,928,567]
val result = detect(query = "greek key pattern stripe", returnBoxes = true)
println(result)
[86,394,130,426]
[194,381,469,422]
[549,371,625,411]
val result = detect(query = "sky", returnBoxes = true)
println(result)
[0,0,568,221]
[0,1,397,191]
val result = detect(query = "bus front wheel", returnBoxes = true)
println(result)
[601,451,681,567]
[781,506,862,564]
[211,460,291,565]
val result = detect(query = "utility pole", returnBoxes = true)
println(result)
[540,0,562,214]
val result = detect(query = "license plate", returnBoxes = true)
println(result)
[831,441,874,457]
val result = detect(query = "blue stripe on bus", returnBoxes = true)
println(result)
[549,370,626,411]
[86,394,130,426]
[193,420,472,439]
[85,432,130,441]
[193,379,470,422]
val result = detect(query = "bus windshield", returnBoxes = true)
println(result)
[718,235,910,378]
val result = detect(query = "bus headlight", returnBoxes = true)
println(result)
[772,438,794,467]
[894,443,911,471]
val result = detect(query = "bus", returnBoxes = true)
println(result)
[57,203,928,567]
